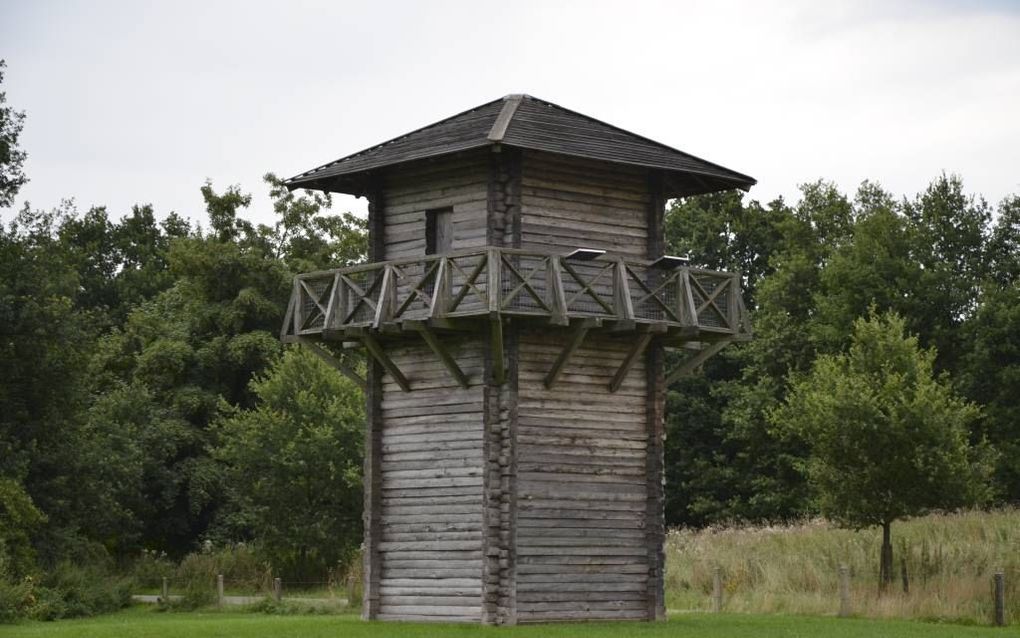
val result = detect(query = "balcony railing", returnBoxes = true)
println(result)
[281,247,751,343]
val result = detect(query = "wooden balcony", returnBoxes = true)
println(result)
[280,247,751,392]
[282,246,751,342]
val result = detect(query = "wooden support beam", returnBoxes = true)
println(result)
[665,340,731,385]
[429,257,449,318]
[372,266,395,329]
[295,337,367,391]
[544,318,598,389]
[614,259,635,321]
[280,294,296,342]
[357,329,411,392]
[487,95,523,142]
[609,325,665,393]
[490,312,505,385]
[322,272,341,331]
[487,249,501,313]
[405,320,469,389]
[547,256,568,326]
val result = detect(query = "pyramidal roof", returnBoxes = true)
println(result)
[285,94,755,197]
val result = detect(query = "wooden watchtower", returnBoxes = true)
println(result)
[281,95,754,624]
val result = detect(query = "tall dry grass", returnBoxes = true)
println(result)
[664,509,1019,625]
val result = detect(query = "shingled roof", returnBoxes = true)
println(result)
[285,94,755,197]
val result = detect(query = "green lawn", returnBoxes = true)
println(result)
[0,607,1015,638]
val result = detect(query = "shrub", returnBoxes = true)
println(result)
[175,542,270,594]
[30,562,134,620]
[0,575,33,623]
[124,549,175,590]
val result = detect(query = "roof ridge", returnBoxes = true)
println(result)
[487,95,524,142]
[513,95,756,186]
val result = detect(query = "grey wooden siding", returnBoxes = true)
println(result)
[377,336,486,622]
[519,150,650,259]
[381,151,490,260]
[514,330,650,622]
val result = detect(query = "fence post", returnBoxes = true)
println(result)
[217,574,224,607]
[274,577,283,602]
[712,566,723,613]
[838,565,851,617]
[161,576,169,602]
[994,571,1006,627]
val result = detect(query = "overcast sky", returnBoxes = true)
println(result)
[2,0,1019,227]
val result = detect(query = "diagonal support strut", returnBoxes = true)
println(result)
[608,325,666,393]
[665,340,731,385]
[405,320,469,389]
[544,318,599,389]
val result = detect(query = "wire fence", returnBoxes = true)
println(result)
[670,559,1015,627]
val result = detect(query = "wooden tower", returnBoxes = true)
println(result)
[281,95,754,624]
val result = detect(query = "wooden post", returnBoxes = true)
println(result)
[712,566,723,613]
[901,556,909,594]
[994,571,1005,627]
[274,577,283,603]
[161,576,169,602]
[216,574,224,606]
[838,565,851,617]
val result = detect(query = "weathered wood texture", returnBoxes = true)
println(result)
[358,147,672,625]
[362,358,384,619]
[519,150,650,259]
[376,336,486,622]
[380,151,491,260]
[513,330,652,623]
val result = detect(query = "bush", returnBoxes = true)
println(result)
[175,542,269,594]
[124,549,175,590]
[0,575,33,623]
[30,562,134,621]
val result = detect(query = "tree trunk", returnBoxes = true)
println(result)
[879,521,893,593]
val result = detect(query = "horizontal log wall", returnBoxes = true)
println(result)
[381,150,491,260]
[376,336,486,622]
[514,330,650,622]
[519,150,650,259]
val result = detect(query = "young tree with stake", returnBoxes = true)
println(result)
[772,312,994,591]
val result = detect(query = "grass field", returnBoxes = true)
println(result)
[665,509,1019,625]
[0,607,1016,638]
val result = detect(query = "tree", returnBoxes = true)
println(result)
[903,174,991,372]
[0,60,28,207]
[961,283,1020,501]
[772,312,994,590]
[214,347,364,579]
[986,195,1020,287]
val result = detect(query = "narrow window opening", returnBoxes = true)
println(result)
[425,208,453,255]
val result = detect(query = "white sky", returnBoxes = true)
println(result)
[2,0,1019,227]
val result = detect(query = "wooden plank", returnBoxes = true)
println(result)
[608,329,656,393]
[279,294,296,341]
[490,312,505,385]
[487,95,524,142]
[664,340,730,385]
[406,321,469,388]
[362,357,384,620]
[295,337,366,391]
[360,331,411,392]
[543,319,594,389]
[645,340,666,621]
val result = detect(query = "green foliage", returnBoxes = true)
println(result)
[214,348,364,580]
[174,543,269,593]
[666,509,1020,624]
[773,312,993,529]
[0,59,28,207]
[961,282,1020,498]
